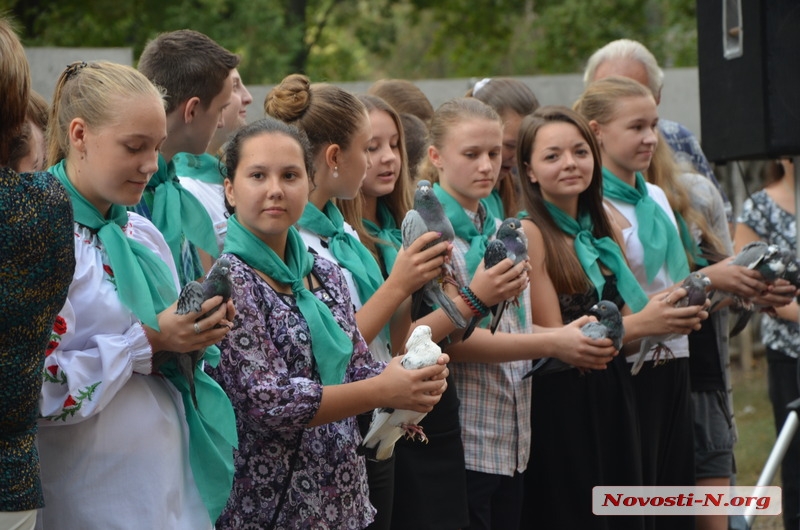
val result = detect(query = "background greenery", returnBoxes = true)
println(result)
[3,0,698,83]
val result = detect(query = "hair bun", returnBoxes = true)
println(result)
[265,73,311,122]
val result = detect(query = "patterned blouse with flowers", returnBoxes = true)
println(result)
[0,168,73,512]
[206,253,383,530]
[36,213,212,529]
[738,190,800,357]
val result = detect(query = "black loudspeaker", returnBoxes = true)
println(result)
[697,0,800,162]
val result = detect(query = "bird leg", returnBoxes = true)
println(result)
[651,343,676,366]
[401,423,428,444]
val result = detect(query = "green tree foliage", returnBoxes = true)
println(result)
[3,0,699,83]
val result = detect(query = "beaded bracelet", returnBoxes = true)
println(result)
[459,286,490,318]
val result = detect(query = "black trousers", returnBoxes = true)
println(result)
[464,469,524,530]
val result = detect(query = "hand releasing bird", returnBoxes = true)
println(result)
[401,180,466,328]
[153,257,233,407]
[358,325,442,461]
[462,217,528,340]
[524,299,623,378]
[631,271,711,376]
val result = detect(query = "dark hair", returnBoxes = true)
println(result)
[0,17,30,165]
[518,105,617,294]
[467,77,540,117]
[138,29,239,114]
[265,73,367,157]
[9,90,48,172]
[400,112,429,180]
[368,79,434,125]
[222,117,314,215]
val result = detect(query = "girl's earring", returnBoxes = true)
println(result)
[333,166,339,179]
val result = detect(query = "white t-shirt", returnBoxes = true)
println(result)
[607,182,690,361]
[179,177,228,253]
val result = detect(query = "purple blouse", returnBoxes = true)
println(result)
[206,253,383,529]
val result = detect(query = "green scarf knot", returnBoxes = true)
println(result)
[298,201,385,303]
[146,155,220,268]
[433,183,497,276]
[544,201,649,312]
[224,215,353,385]
[601,168,689,284]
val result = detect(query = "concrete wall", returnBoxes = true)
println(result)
[25,47,702,139]
[27,47,134,101]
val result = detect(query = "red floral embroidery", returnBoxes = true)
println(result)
[53,315,67,335]
[47,365,58,377]
[46,341,59,356]
[64,395,77,408]
[103,264,115,277]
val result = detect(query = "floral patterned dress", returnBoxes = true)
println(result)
[207,253,384,530]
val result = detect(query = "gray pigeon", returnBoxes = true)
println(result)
[709,241,782,312]
[581,300,624,351]
[402,180,466,328]
[523,299,623,378]
[358,325,442,461]
[462,217,528,339]
[631,271,711,375]
[153,257,232,407]
[729,245,797,337]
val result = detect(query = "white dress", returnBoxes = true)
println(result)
[36,213,211,530]
[606,182,690,363]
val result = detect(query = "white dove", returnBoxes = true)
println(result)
[358,325,442,461]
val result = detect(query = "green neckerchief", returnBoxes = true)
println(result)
[298,201,385,303]
[601,168,689,284]
[674,211,709,267]
[480,189,505,221]
[224,216,352,385]
[433,183,497,276]
[51,160,237,524]
[363,201,402,274]
[544,201,649,313]
[139,154,219,269]
[172,152,224,185]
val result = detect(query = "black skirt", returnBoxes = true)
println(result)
[391,374,470,530]
[522,354,647,530]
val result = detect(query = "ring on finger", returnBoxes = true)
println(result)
[193,322,201,335]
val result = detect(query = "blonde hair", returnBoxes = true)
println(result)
[0,17,30,165]
[338,94,412,265]
[47,61,165,167]
[573,76,654,125]
[419,98,502,185]
[646,132,725,264]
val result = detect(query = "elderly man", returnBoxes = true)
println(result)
[584,39,732,222]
